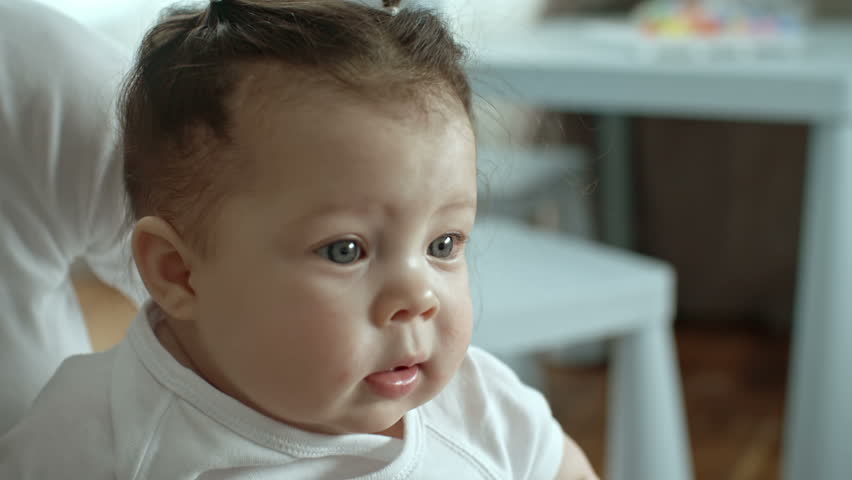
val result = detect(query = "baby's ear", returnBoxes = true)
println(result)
[131,216,197,321]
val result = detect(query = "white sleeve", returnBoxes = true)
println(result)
[81,144,147,305]
[465,346,566,480]
[0,0,143,301]
[0,0,143,433]
[0,353,117,480]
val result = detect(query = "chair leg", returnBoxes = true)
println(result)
[607,324,693,480]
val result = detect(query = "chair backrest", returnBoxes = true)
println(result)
[468,216,675,355]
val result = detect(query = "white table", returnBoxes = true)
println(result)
[467,19,852,480]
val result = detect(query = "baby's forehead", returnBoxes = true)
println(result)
[218,61,475,188]
[223,107,472,203]
[227,61,469,131]
[228,62,337,112]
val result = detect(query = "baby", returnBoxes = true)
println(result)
[0,1,597,478]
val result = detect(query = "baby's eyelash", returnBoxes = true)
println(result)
[448,232,468,244]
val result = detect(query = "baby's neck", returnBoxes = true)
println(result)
[153,317,198,372]
[376,419,405,439]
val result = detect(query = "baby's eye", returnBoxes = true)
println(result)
[428,234,464,259]
[317,239,362,264]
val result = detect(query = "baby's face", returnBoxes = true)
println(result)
[187,85,477,436]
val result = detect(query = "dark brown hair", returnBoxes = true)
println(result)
[120,0,472,252]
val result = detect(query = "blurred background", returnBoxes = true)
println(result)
[37,0,852,478]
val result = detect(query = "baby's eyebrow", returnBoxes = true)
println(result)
[283,196,475,227]
[436,197,477,213]
[289,203,376,224]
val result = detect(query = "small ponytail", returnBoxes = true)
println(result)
[205,0,233,33]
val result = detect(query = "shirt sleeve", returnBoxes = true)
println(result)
[0,353,117,480]
[52,12,146,305]
[465,346,566,480]
[0,0,144,304]
[81,145,147,305]
[0,0,143,433]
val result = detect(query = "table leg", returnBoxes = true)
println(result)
[783,119,852,480]
[598,115,634,249]
[608,324,693,480]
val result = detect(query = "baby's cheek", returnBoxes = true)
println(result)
[440,300,473,353]
[434,313,472,373]
[332,360,362,386]
[439,319,472,347]
[441,296,474,341]
[293,305,367,366]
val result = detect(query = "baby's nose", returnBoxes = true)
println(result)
[372,262,440,326]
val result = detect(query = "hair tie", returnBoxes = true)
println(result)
[382,0,401,16]
[208,0,225,24]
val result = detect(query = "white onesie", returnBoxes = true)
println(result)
[0,306,565,479]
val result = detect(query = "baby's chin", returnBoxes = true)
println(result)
[355,394,443,435]
[335,397,425,436]
[249,365,454,437]
[249,391,419,437]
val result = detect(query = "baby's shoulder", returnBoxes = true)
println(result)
[19,349,116,430]
[417,346,565,479]
[437,345,540,408]
[0,349,121,479]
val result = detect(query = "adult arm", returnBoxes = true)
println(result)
[0,0,141,432]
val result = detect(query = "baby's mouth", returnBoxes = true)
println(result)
[364,363,423,399]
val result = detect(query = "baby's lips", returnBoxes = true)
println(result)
[364,365,421,398]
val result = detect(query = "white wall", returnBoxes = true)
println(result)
[34,0,174,48]
[35,0,549,49]
[441,0,548,44]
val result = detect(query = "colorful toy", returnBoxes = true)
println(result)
[634,0,805,38]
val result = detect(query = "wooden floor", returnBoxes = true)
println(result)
[546,323,789,480]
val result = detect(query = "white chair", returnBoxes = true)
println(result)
[468,214,693,480]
